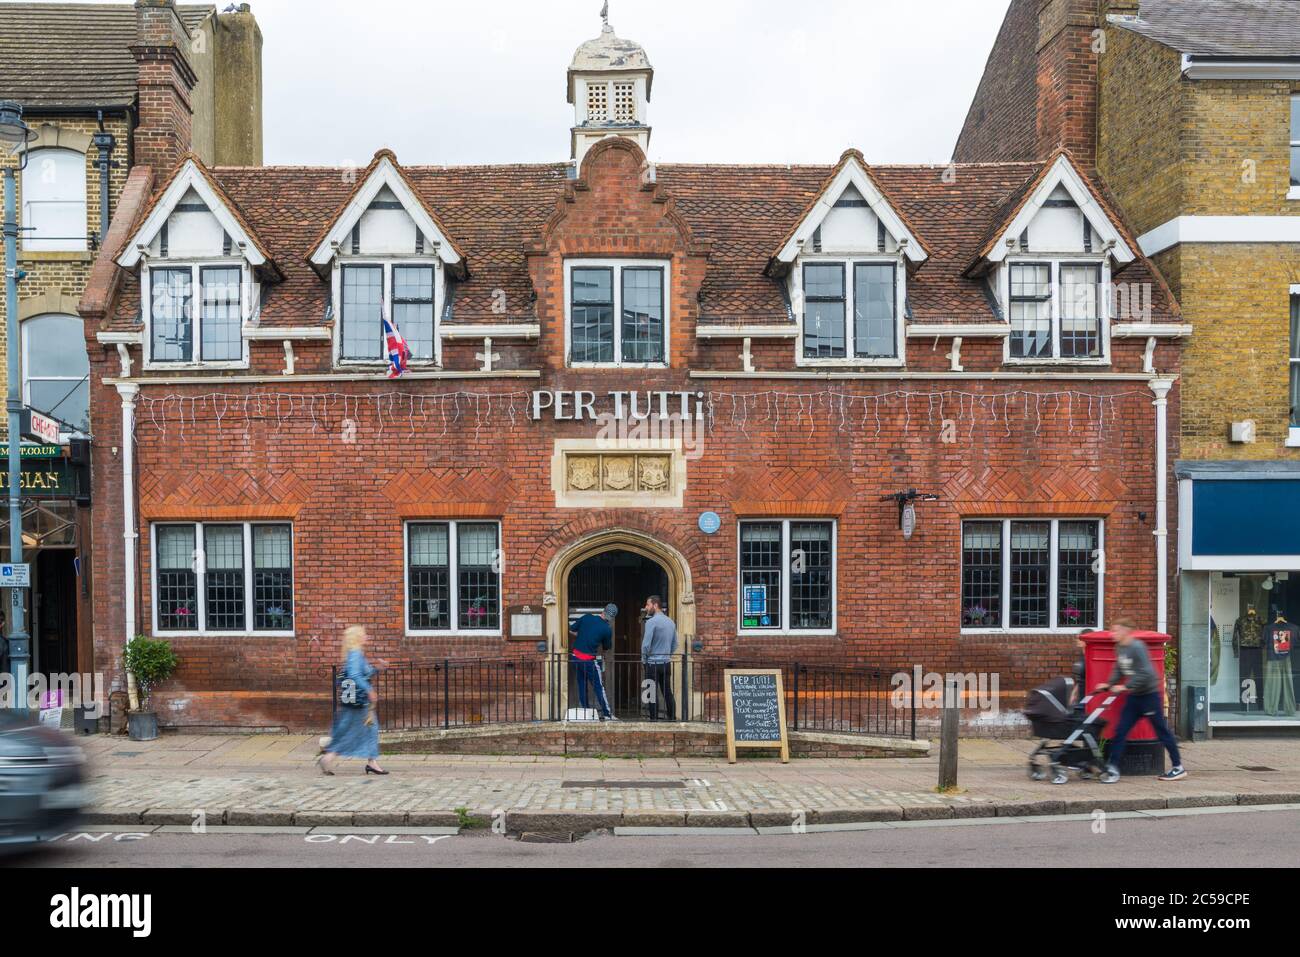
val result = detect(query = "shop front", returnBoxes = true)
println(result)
[1177,462,1300,734]
[0,442,92,695]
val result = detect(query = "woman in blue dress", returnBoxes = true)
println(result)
[319,625,388,775]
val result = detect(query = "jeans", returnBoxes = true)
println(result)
[1108,691,1181,769]
[571,657,611,718]
[645,662,676,721]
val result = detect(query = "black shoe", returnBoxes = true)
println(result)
[365,764,389,775]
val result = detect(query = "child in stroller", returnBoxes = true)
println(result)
[1023,675,1118,785]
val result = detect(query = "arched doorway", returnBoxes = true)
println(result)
[544,529,696,720]
[567,550,668,717]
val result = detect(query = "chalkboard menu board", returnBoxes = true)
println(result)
[723,669,790,763]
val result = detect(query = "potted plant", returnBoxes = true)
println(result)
[123,635,179,741]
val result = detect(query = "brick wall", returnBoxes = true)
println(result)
[953,0,1041,163]
[1157,243,1300,460]
[90,143,1180,730]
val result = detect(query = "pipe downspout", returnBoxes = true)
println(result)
[1150,378,1174,634]
[116,383,140,711]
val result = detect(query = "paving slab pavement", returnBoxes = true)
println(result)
[75,731,1300,831]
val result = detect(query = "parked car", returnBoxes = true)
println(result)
[0,711,86,851]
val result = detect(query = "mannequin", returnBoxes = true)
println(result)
[1233,604,1265,711]
[1263,611,1297,717]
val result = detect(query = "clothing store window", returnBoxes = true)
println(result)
[1207,572,1299,722]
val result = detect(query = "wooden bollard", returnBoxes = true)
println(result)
[938,678,959,790]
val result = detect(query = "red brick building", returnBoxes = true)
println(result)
[82,14,1185,730]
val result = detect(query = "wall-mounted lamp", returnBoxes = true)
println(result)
[880,489,940,541]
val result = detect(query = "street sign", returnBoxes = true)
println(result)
[0,563,30,588]
[21,408,60,445]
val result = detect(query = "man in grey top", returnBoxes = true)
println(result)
[1094,617,1186,783]
[640,595,677,721]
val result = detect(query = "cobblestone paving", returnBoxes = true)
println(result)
[78,733,1300,817]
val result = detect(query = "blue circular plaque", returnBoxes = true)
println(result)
[698,511,722,535]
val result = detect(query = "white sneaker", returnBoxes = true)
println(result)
[1157,766,1187,781]
[1100,766,1120,784]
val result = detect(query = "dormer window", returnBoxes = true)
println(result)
[339,262,436,362]
[567,260,667,367]
[308,151,465,370]
[116,157,280,371]
[148,263,245,364]
[971,155,1135,366]
[1008,261,1103,360]
[802,261,898,360]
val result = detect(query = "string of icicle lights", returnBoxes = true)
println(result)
[133,387,1150,444]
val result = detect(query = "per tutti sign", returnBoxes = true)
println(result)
[531,390,706,421]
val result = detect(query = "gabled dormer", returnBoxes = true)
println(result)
[967,151,1137,365]
[307,150,466,370]
[116,155,281,370]
[766,150,929,368]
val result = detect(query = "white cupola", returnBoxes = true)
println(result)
[567,5,653,165]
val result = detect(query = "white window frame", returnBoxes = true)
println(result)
[404,520,503,637]
[21,146,87,252]
[793,255,907,368]
[736,518,838,637]
[142,260,252,370]
[1002,257,1111,365]
[150,521,295,638]
[959,518,1105,635]
[21,313,89,436]
[1290,288,1300,446]
[331,257,444,369]
[1289,95,1300,200]
[564,258,670,369]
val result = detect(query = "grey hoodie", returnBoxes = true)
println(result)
[641,611,678,664]
[1106,638,1158,696]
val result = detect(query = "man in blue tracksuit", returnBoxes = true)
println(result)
[568,603,616,721]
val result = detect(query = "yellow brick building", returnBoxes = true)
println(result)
[957,0,1300,736]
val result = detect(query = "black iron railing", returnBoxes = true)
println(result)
[688,657,915,739]
[331,653,917,740]
[545,653,916,738]
[332,657,546,731]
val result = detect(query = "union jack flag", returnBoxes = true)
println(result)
[383,312,412,379]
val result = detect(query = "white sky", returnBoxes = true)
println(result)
[25,0,1013,166]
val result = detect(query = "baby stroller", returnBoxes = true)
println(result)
[1023,676,1117,785]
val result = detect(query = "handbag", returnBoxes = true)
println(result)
[336,674,370,709]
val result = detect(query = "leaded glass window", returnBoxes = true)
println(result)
[738,519,835,632]
[156,525,197,631]
[406,521,501,632]
[341,264,384,360]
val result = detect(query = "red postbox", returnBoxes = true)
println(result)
[1082,631,1172,770]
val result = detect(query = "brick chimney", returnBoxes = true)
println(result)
[954,0,1143,168]
[130,0,198,170]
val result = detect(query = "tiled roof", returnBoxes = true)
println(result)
[105,153,1179,330]
[1111,0,1300,57]
[0,2,213,110]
